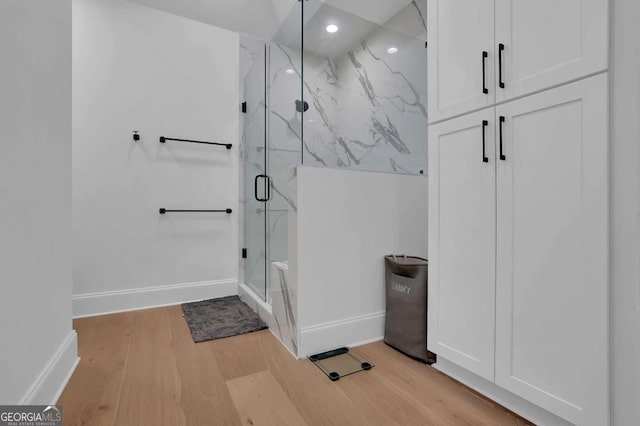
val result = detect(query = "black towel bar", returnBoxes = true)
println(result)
[159,136,232,150]
[159,208,232,215]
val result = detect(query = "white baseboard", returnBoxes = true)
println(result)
[433,358,572,426]
[19,330,79,405]
[73,279,238,318]
[298,311,385,358]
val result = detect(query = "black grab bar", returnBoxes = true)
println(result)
[159,136,232,150]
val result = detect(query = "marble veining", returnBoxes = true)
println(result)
[271,261,298,355]
[267,23,427,175]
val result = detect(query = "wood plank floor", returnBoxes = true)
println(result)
[59,305,532,426]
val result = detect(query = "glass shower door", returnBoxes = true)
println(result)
[267,2,304,269]
[242,2,304,303]
[266,45,303,268]
[243,46,268,300]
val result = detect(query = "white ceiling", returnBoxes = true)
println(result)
[321,0,413,27]
[299,0,426,59]
[125,0,422,43]
[126,0,298,40]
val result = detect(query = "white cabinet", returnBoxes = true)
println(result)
[428,109,496,381]
[494,74,609,425]
[427,0,495,123]
[428,74,609,425]
[428,0,609,123]
[427,0,610,422]
[495,0,608,102]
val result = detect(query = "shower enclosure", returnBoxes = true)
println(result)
[242,12,304,302]
[241,0,428,302]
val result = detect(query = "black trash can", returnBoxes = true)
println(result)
[384,255,436,364]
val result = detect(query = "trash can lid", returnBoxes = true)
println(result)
[385,255,427,266]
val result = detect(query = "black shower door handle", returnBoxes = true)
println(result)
[499,116,506,161]
[482,120,489,163]
[482,51,489,94]
[254,175,271,202]
[254,175,270,202]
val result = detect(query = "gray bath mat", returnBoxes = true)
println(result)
[182,296,267,343]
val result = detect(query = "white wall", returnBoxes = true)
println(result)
[0,0,78,404]
[611,0,640,423]
[292,166,428,356]
[72,0,240,316]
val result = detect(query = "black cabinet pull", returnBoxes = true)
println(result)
[482,51,489,94]
[482,120,489,163]
[499,116,506,161]
[498,43,505,89]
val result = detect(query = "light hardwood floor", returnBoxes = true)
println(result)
[59,305,532,425]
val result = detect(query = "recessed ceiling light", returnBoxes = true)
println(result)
[326,24,339,33]
[387,47,399,54]
[285,68,295,75]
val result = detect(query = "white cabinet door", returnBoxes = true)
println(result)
[495,74,608,425]
[428,0,495,123]
[495,0,608,102]
[428,108,496,381]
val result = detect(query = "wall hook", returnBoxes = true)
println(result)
[133,131,140,142]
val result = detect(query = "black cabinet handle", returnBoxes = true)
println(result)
[254,174,269,202]
[482,51,489,94]
[498,43,505,89]
[499,116,506,161]
[482,120,489,163]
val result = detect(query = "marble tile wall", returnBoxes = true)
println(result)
[267,1,428,175]
[304,37,426,173]
[270,261,298,355]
